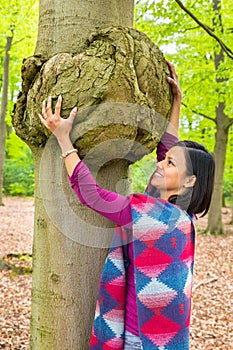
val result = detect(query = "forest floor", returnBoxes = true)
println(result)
[0,197,233,349]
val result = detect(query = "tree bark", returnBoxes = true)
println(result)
[13,1,173,348]
[207,103,229,234]
[36,0,134,58]
[207,0,230,234]
[0,35,13,205]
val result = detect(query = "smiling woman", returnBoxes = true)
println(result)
[150,146,193,199]
[167,141,214,216]
[149,141,214,217]
[38,62,215,349]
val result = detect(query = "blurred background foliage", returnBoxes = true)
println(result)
[0,0,232,205]
[4,133,34,196]
[1,0,38,197]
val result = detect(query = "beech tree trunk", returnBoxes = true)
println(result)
[0,36,13,205]
[207,0,230,234]
[207,102,229,234]
[35,0,134,58]
[13,1,172,348]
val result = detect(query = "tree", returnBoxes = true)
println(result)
[135,0,233,233]
[0,34,13,205]
[13,1,172,348]
[206,0,232,233]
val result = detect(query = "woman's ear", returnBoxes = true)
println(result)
[184,175,196,188]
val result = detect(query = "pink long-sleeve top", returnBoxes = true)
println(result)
[69,132,178,336]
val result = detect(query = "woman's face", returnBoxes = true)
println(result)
[151,146,192,200]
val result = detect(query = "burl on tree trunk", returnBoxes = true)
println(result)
[13,27,172,160]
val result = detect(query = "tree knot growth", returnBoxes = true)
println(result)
[13,26,172,164]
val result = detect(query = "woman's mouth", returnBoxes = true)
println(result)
[154,170,163,177]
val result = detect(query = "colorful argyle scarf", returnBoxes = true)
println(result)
[90,194,195,349]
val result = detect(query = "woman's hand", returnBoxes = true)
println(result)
[165,60,181,137]
[166,60,182,102]
[39,95,81,175]
[39,95,77,142]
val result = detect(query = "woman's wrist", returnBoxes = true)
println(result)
[57,136,74,154]
[172,95,182,105]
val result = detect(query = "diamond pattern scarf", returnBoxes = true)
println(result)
[90,194,195,350]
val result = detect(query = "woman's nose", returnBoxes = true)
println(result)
[156,160,164,169]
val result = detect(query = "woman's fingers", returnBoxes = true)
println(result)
[41,96,61,121]
[170,65,178,81]
[39,96,78,135]
[168,76,179,91]
[165,60,182,101]
[166,59,174,73]
[42,100,47,118]
[166,59,178,81]
[38,113,47,126]
[68,107,77,125]
[165,59,173,69]
[167,76,177,86]
[40,97,57,131]
[46,96,53,118]
[55,95,62,119]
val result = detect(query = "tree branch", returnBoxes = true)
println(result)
[182,102,216,123]
[180,26,200,33]
[193,276,218,291]
[0,37,28,54]
[225,118,233,130]
[174,0,233,60]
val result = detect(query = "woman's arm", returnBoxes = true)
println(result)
[69,161,132,226]
[156,61,181,161]
[39,96,132,226]
[156,133,179,162]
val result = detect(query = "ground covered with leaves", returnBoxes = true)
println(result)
[0,197,232,349]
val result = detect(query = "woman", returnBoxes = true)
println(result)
[39,62,215,350]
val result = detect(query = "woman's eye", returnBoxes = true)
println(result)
[168,160,174,166]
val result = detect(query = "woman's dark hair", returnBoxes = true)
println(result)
[168,140,215,216]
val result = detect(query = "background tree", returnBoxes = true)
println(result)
[0,33,13,205]
[135,0,233,233]
[13,0,173,348]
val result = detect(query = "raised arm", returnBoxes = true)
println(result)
[156,61,181,161]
